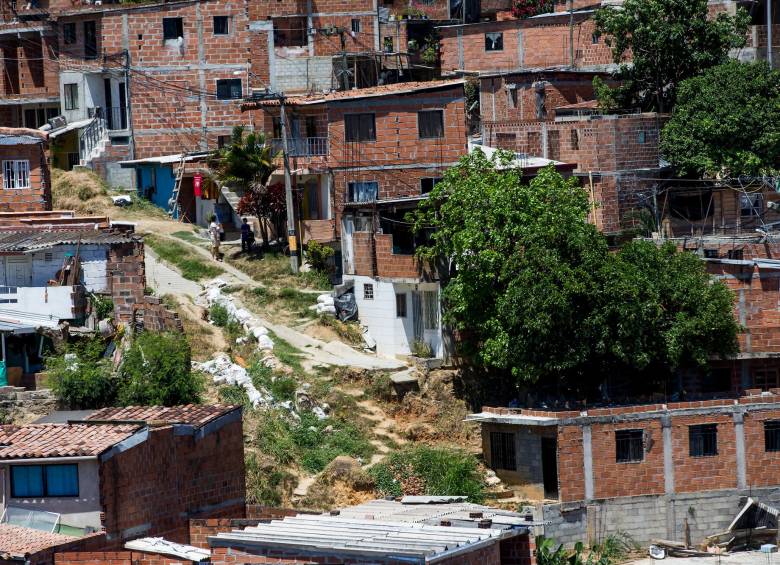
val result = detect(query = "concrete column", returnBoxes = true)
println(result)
[196,2,208,150]
[518,29,525,68]
[457,29,464,71]
[583,425,594,500]
[662,415,675,494]
[734,411,747,489]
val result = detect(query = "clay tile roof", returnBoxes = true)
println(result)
[0,423,141,460]
[0,524,75,558]
[554,99,599,111]
[244,79,464,108]
[85,405,237,428]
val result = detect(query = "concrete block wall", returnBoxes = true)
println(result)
[274,56,334,93]
[106,239,146,322]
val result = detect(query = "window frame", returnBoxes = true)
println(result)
[213,15,230,35]
[485,31,503,51]
[83,20,97,59]
[615,429,644,463]
[363,283,374,300]
[215,78,242,100]
[3,160,31,190]
[420,177,442,194]
[417,110,444,140]
[63,22,76,45]
[395,293,407,318]
[765,420,780,452]
[351,18,361,33]
[347,181,379,203]
[344,113,376,142]
[489,431,516,471]
[740,193,764,217]
[10,464,79,498]
[64,83,79,111]
[163,17,184,41]
[689,423,718,457]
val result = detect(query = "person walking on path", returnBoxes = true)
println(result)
[240,218,254,253]
[209,214,223,261]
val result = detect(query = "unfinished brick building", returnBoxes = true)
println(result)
[469,390,780,546]
[0,128,51,212]
[244,80,468,359]
[0,406,244,545]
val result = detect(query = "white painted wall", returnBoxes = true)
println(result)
[0,460,103,530]
[352,276,443,359]
[59,71,104,123]
[0,286,79,321]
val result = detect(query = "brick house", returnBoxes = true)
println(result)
[0,405,244,546]
[244,80,467,358]
[0,128,51,213]
[469,390,780,546]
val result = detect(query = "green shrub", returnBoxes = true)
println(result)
[410,339,433,358]
[370,445,485,502]
[305,240,334,272]
[210,303,230,327]
[90,294,114,320]
[47,338,117,409]
[118,331,201,406]
[536,535,629,565]
[218,384,251,410]
[254,409,374,474]
[245,453,296,506]
[367,372,394,402]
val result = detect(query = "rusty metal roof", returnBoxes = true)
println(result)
[0,230,137,252]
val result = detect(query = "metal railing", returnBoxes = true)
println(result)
[89,106,128,130]
[271,137,328,157]
[79,116,107,164]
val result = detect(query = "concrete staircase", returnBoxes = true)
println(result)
[79,117,109,167]
[219,184,242,214]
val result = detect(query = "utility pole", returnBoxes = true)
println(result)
[124,49,136,161]
[279,97,299,273]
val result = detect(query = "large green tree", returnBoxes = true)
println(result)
[593,0,748,112]
[661,60,780,177]
[412,150,739,392]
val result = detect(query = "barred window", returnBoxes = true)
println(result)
[396,293,407,318]
[216,79,242,100]
[490,431,516,470]
[766,421,780,452]
[423,290,438,330]
[418,110,444,139]
[3,161,30,190]
[363,283,374,300]
[64,83,78,110]
[345,113,376,142]
[213,16,229,35]
[689,424,718,457]
[615,429,643,462]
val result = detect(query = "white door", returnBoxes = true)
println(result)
[6,257,31,287]
[341,216,354,275]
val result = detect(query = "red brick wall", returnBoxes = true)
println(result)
[99,419,246,543]
[107,240,146,322]
[0,141,51,212]
[556,425,585,502]
[438,16,613,73]
[589,420,666,499]
[670,413,737,493]
[0,32,59,101]
[56,550,194,565]
[500,533,536,565]
[27,533,108,565]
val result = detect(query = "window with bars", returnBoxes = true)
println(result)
[423,290,438,330]
[754,369,779,390]
[363,283,374,300]
[490,431,516,470]
[765,421,780,452]
[418,110,444,139]
[615,429,644,462]
[689,424,718,457]
[213,15,229,35]
[3,161,30,190]
[345,113,376,142]
[216,79,242,100]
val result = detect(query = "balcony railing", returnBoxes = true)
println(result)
[89,106,128,131]
[271,137,328,157]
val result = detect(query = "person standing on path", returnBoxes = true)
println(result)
[209,214,222,261]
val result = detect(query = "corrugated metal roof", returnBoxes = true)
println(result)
[211,515,513,563]
[338,499,537,529]
[0,230,137,252]
[0,135,43,146]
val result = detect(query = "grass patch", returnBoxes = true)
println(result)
[370,445,485,502]
[226,249,331,290]
[267,330,305,374]
[319,316,363,345]
[278,287,318,318]
[254,409,375,474]
[248,362,297,402]
[172,230,207,246]
[245,453,296,506]
[366,372,394,402]
[218,384,252,410]
[298,269,331,290]
[145,235,224,281]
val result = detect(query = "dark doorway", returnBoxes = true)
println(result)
[541,437,558,499]
[117,82,128,129]
[103,78,113,128]
[84,20,97,59]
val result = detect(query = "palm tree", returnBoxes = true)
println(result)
[208,125,280,247]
